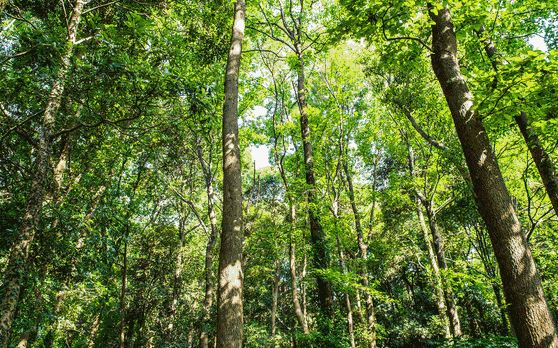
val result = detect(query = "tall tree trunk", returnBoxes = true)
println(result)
[289,232,309,334]
[477,27,558,217]
[197,144,219,348]
[415,200,451,338]
[429,6,558,347]
[343,161,377,348]
[295,50,334,318]
[216,2,245,347]
[514,112,558,215]
[270,260,280,347]
[422,201,462,337]
[0,1,85,344]
[119,231,128,348]
[335,232,355,348]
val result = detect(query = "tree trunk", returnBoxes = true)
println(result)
[0,1,85,344]
[343,161,377,348]
[119,232,128,348]
[429,6,558,347]
[295,50,334,319]
[197,144,219,348]
[335,233,355,348]
[422,203,462,337]
[477,27,558,217]
[270,261,280,347]
[416,199,451,338]
[216,2,245,347]
[514,112,558,216]
[289,232,309,334]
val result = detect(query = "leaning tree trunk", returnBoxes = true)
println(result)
[343,161,377,348]
[514,112,558,215]
[216,2,245,347]
[477,27,558,217]
[295,50,334,318]
[0,0,85,344]
[429,6,558,347]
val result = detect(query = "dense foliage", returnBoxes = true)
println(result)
[1,0,557,347]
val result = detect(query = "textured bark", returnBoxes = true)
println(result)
[429,6,558,347]
[296,51,334,317]
[515,112,558,216]
[343,161,376,348]
[216,2,245,347]
[0,1,85,344]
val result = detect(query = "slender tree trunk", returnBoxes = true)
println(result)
[271,261,280,347]
[422,202,462,337]
[477,27,558,217]
[198,146,219,348]
[216,2,245,347]
[429,6,558,347]
[295,50,334,319]
[416,201,451,338]
[335,232,355,348]
[492,283,510,335]
[289,232,309,334]
[119,232,128,348]
[343,161,377,348]
[87,311,101,348]
[0,1,85,344]
[514,112,558,215]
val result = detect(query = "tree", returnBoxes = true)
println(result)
[216,1,246,347]
[429,6,557,347]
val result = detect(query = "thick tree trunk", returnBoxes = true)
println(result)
[216,2,245,347]
[0,1,85,344]
[343,162,377,348]
[429,6,558,347]
[295,51,334,318]
[514,112,558,215]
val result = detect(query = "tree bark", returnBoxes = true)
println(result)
[216,2,245,347]
[429,6,558,347]
[514,112,558,216]
[0,1,85,344]
[476,26,558,217]
[295,50,334,318]
[343,161,377,348]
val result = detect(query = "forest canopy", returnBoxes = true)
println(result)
[1,0,558,347]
